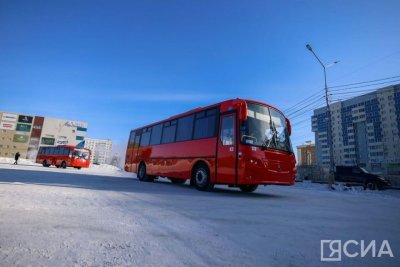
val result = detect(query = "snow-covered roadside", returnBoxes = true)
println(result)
[0,157,135,178]
[294,180,400,199]
[0,167,399,267]
[0,157,38,166]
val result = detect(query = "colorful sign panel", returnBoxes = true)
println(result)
[13,134,29,143]
[56,136,68,145]
[64,120,86,128]
[0,121,16,130]
[1,113,18,122]
[18,115,33,124]
[41,137,55,145]
[16,123,32,132]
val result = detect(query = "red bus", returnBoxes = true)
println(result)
[36,145,91,169]
[125,99,296,192]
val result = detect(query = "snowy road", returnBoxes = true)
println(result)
[0,164,399,267]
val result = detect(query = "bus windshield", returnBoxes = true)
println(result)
[73,149,90,160]
[241,102,293,153]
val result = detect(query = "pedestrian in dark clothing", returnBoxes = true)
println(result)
[14,152,20,165]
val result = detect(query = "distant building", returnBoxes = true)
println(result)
[0,112,87,159]
[312,84,400,173]
[297,141,316,166]
[84,138,112,164]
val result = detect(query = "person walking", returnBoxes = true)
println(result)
[14,152,20,165]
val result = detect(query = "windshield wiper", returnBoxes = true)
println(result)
[262,121,278,149]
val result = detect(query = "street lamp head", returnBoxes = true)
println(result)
[306,44,313,51]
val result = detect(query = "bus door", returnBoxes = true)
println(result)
[126,130,141,172]
[131,130,142,172]
[217,112,237,184]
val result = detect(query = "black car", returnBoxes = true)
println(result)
[334,166,391,190]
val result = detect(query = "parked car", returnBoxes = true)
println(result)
[334,166,391,190]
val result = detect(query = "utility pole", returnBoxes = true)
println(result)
[306,44,339,185]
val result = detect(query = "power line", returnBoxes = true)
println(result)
[330,79,400,92]
[289,103,326,120]
[286,96,325,117]
[283,74,400,114]
[291,117,312,127]
[283,89,324,113]
[330,89,377,95]
[330,75,400,89]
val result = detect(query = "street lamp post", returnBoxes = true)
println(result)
[306,44,338,183]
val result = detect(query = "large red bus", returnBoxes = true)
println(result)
[125,99,296,192]
[36,145,91,169]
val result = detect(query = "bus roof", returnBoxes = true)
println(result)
[130,98,285,132]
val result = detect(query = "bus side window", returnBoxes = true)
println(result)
[140,128,151,146]
[128,130,136,149]
[221,115,235,146]
[134,134,141,148]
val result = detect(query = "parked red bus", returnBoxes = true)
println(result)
[36,145,91,169]
[125,99,296,192]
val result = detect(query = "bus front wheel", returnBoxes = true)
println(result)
[137,163,154,182]
[193,163,214,191]
[239,185,258,193]
[61,161,67,169]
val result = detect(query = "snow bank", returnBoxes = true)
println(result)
[0,157,38,166]
[89,163,122,171]
[0,157,135,178]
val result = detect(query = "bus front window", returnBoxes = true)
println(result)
[73,149,90,160]
[241,102,293,153]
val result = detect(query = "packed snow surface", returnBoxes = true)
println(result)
[0,162,399,267]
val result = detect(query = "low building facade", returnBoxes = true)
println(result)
[0,111,87,159]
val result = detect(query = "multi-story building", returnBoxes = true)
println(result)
[0,112,87,159]
[312,84,400,173]
[297,141,316,166]
[84,138,112,164]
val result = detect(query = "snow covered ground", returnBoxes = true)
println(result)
[0,157,132,177]
[0,162,399,267]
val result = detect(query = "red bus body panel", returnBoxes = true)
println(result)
[125,99,296,186]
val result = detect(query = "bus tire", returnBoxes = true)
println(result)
[138,163,154,182]
[192,163,214,191]
[170,178,186,184]
[239,185,258,193]
[42,160,49,167]
[61,161,67,169]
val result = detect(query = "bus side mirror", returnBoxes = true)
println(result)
[286,118,292,136]
[237,101,248,121]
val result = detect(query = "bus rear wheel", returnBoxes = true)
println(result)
[239,185,258,193]
[193,163,214,191]
[61,161,67,169]
[137,163,154,182]
[170,178,186,184]
[42,160,49,167]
